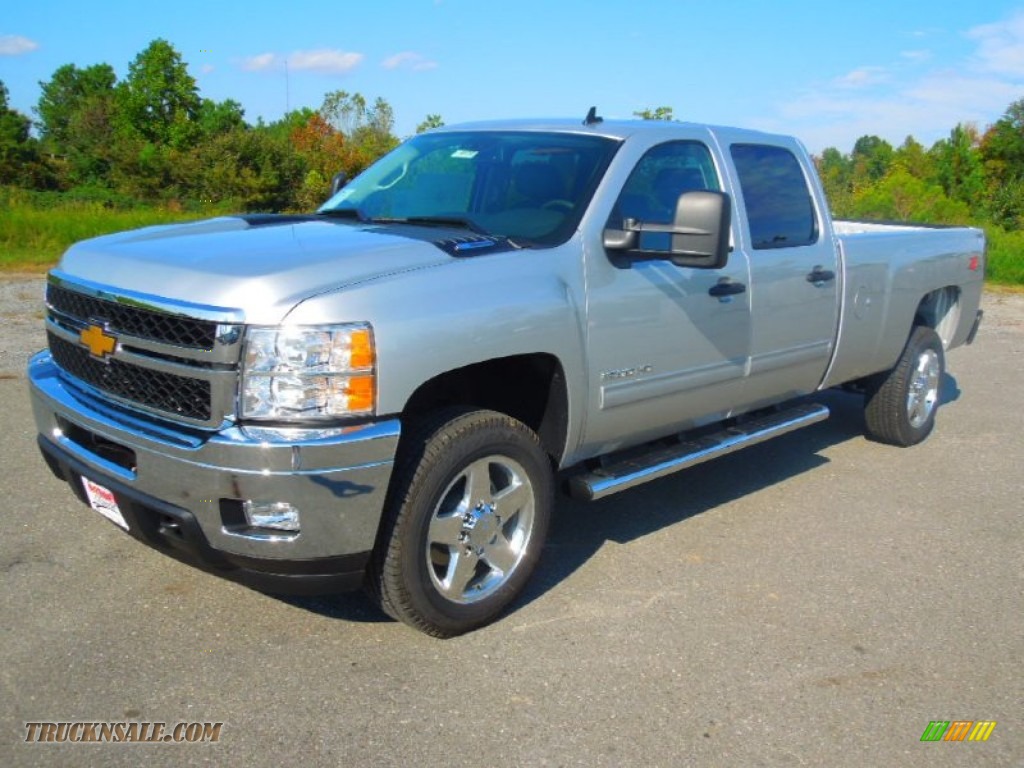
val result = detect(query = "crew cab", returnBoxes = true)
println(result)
[28,114,985,636]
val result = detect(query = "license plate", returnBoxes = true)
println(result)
[82,477,129,531]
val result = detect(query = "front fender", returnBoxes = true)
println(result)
[284,244,589,461]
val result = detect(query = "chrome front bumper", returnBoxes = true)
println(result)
[28,351,400,593]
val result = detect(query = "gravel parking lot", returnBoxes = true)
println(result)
[2,276,1021,767]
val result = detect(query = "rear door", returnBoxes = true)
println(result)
[726,141,840,402]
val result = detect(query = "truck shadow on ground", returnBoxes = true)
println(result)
[279,376,960,626]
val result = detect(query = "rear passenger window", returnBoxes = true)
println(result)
[730,144,818,249]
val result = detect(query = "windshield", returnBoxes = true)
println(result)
[319,131,620,246]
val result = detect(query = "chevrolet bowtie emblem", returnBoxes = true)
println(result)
[80,323,117,359]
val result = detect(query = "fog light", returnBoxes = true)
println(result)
[243,500,300,532]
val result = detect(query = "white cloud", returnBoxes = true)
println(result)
[382,51,438,72]
[289,49,364,74]
[900,50,931,64]
[242,52,277,71]
[833,67,889,89]
[200,64,215,75]
[968,10,1024,77]
[764,10,1024,153]
[241,49,364,74]
[0,35,39,56]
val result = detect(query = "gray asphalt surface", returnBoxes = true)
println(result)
[2,281,1022,767]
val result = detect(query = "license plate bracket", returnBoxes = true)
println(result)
[81,477,129,531]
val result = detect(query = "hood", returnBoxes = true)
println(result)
[56,215,461,324]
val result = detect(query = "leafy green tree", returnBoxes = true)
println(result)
[893,136,933,180]
[0,80,53,187]
[259,108,317,142]
[197,98,245,138]
[63,90,120,186]
[980,100,1024,228]
[634,106,675,121]
[416,114,444,133]
[36,63,117,150]
[981,98,1024,175]
[929,124,984,214]
[849,168,970,223]
[117,39,201,148]
[34,63,118,187]
[350,96,398,164]
[193,127,304,211]
[288,112,346,205]
[851,135,894,187]
[815,147,853,215]
[318,90,398,176]
[320,90,368,136]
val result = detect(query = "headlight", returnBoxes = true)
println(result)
[240,324,375,420]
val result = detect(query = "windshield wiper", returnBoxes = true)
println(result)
[369,215,490,236]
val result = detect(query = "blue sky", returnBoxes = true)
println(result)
[2,0,1024,153]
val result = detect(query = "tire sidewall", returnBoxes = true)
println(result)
[892,326,945,445]
[388,412,553,634]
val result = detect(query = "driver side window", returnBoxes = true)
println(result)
[612,141,720,250]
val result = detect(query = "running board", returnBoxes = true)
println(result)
[568,403,830,501]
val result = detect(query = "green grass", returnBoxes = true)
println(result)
[2,186,1022,285]
[0,187,225,271]
[985,227,1024,286]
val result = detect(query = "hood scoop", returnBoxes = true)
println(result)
[434,235,517,258]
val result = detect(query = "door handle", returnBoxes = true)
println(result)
[806,266,835,285]
[708,279,747,298]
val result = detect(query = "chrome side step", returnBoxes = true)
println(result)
[568,403,830,501]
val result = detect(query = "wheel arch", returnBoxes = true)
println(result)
[400,353,570,464]
[912,285,961,349]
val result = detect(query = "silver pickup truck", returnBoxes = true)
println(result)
[28,116,985,636]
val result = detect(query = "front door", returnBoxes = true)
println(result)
[581,138,753,455]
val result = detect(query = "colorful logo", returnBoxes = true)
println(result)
[79,323,117,360]
[920,720,996,742]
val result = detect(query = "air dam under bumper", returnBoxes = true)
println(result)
[28,351,400,595]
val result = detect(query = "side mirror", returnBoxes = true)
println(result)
[603,190,731,269]
[330,171,348,197]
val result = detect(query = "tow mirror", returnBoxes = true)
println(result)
[330,171,348,197]
[603,190,731,269]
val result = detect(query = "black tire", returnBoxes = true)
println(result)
[864,325,945,447]
[367,408,553,637]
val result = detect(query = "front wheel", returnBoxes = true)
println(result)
[864,325,945,446]
[367,409,553,637]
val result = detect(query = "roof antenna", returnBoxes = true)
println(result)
[583,106,603,126]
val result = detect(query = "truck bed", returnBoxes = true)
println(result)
[822,220,986,388]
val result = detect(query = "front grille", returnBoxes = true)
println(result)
[48,332,212,421]
[47,283,218,350]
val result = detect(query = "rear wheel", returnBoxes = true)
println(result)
[368,408,553,637]
[864,325,945,446]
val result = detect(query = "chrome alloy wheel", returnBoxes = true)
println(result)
[906,348,941,429]
[426,455,536,604]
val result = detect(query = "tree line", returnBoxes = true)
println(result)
[0,39,443,212]
[816,113,1024,232]
[2,38,1023,234]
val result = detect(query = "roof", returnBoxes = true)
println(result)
[434,118,796,146]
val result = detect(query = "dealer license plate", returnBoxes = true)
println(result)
[81,477,129,531]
